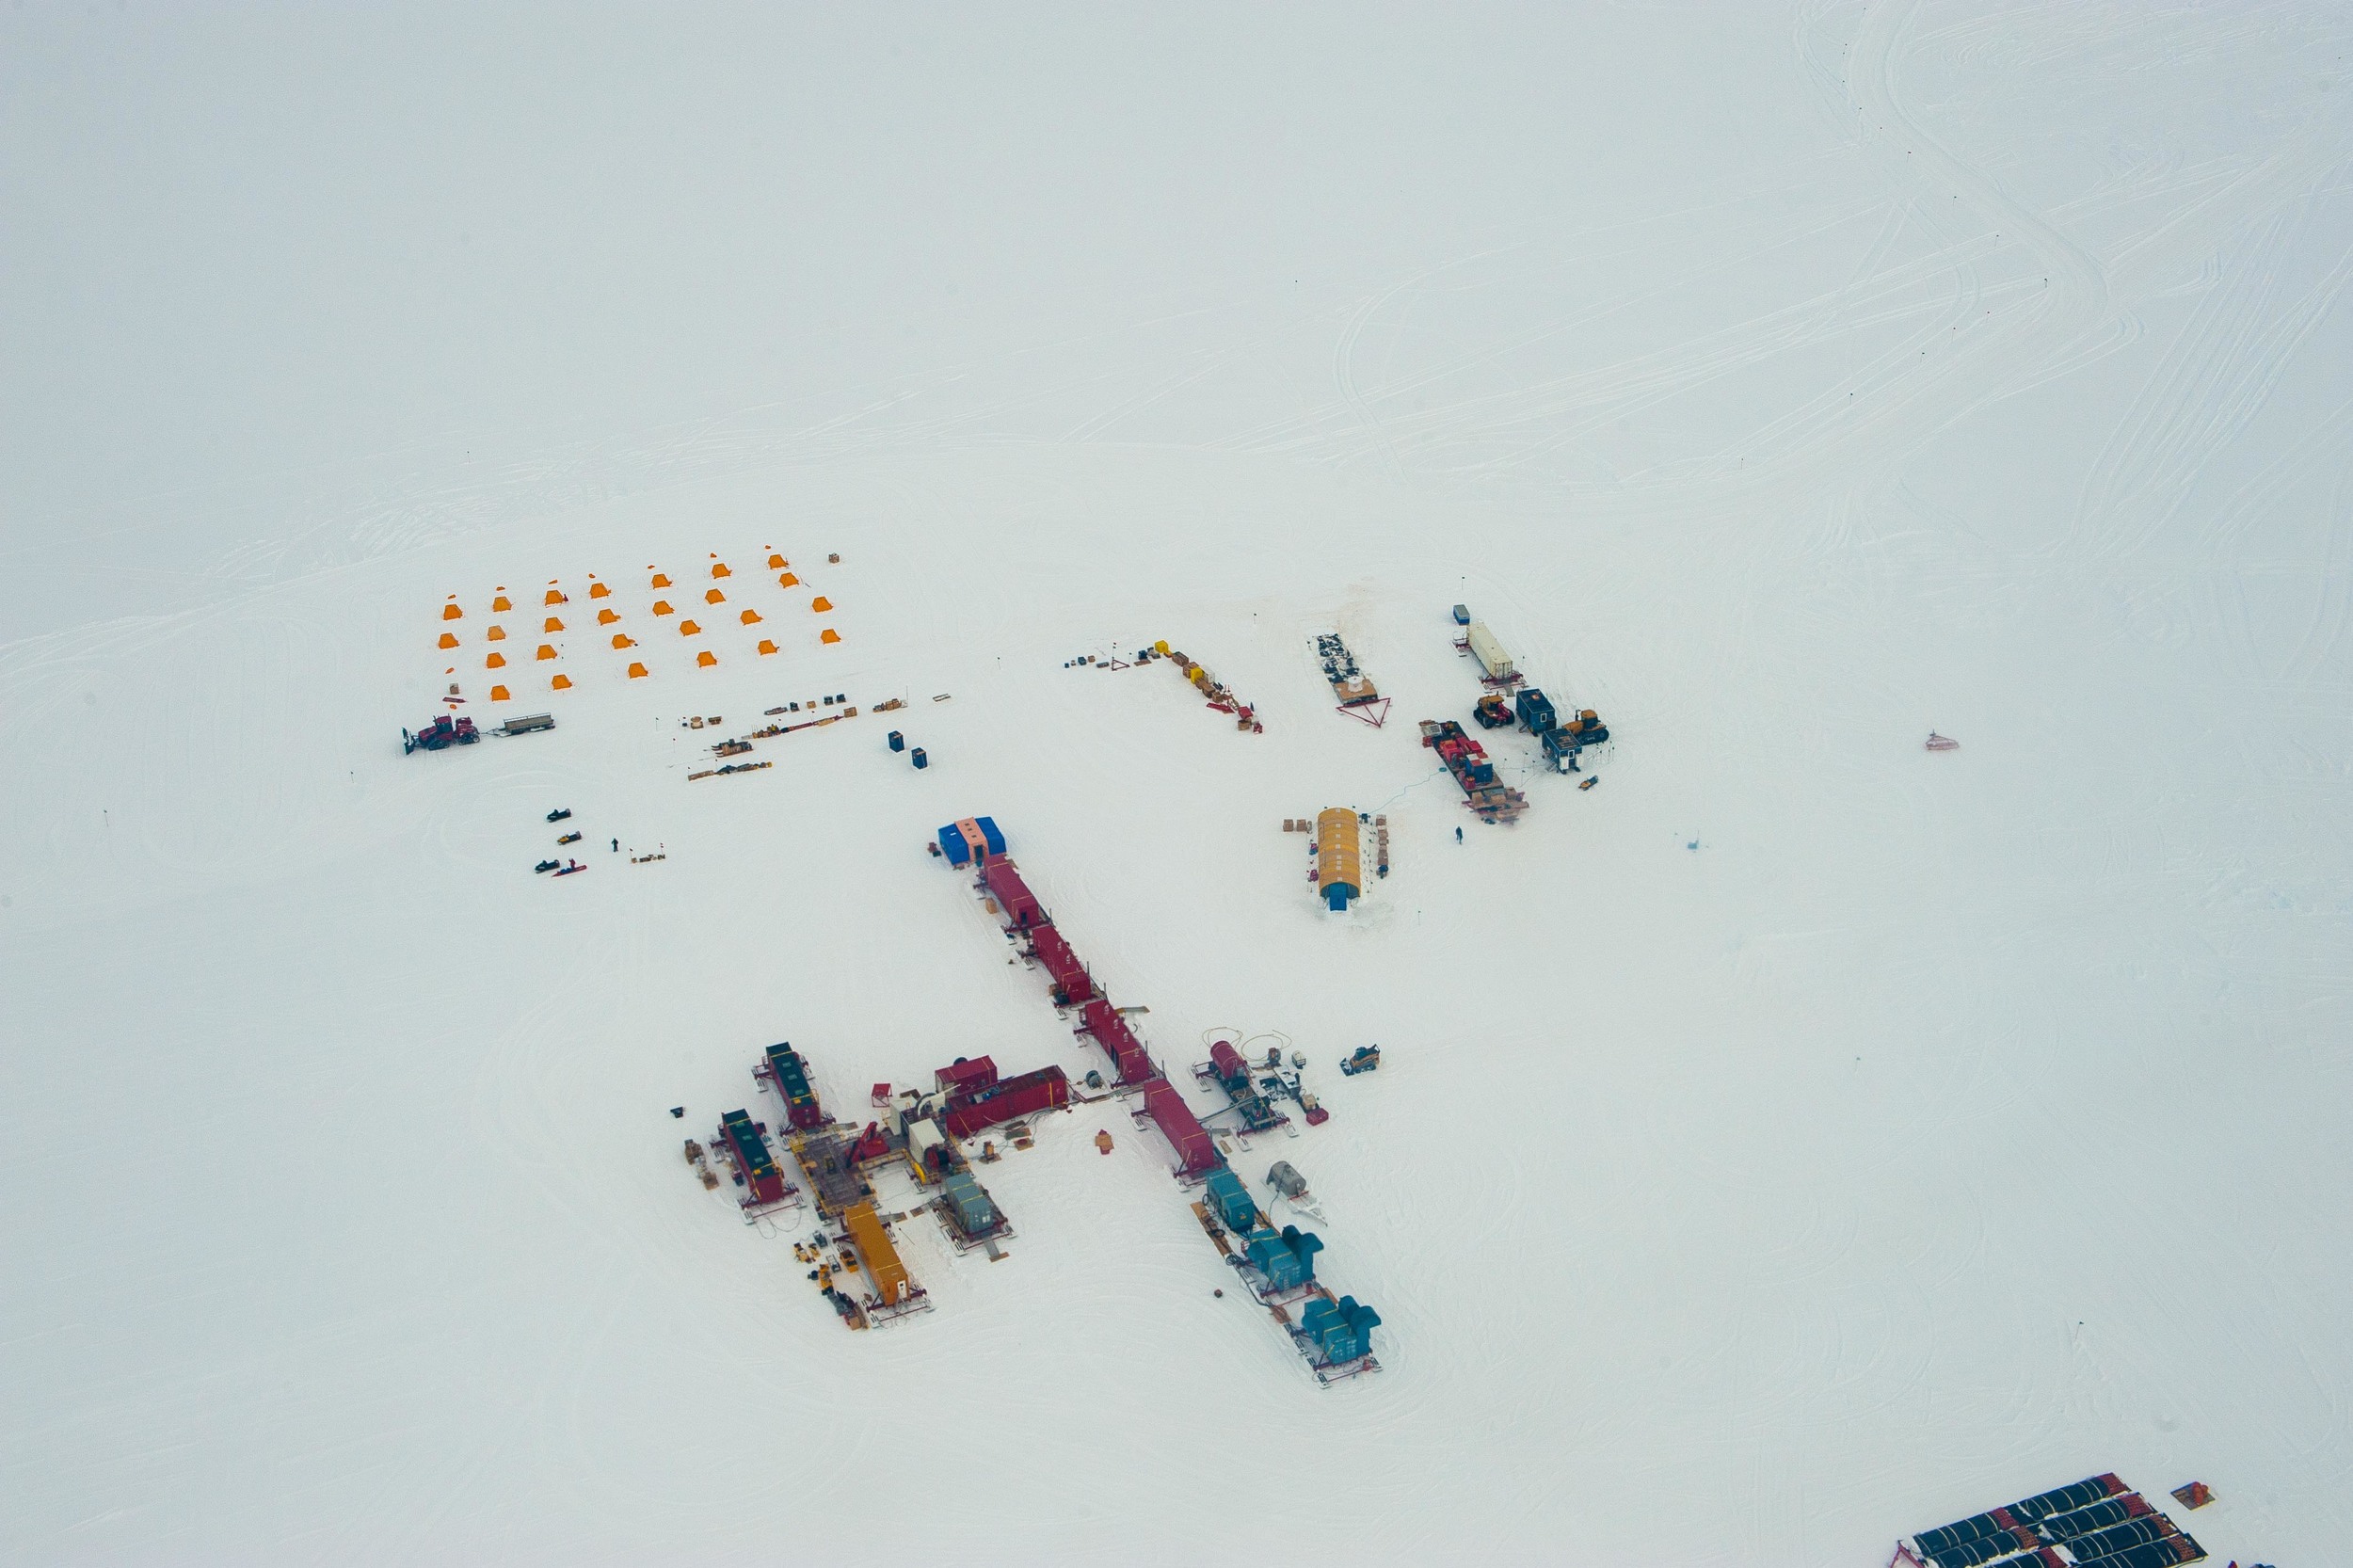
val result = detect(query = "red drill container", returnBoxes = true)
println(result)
[935,1055,998,1095]
[982,859,1046,930]
[1142,1080,1218,1175]
[942,1065,1072,1139]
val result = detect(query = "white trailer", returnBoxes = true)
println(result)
[1465,622,1515,682]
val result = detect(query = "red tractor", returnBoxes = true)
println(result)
[403,713,480,753]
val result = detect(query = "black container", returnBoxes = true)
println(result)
[888,730,904,752]
[911,747,928,770]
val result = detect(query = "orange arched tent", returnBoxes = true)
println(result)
[757,639,779,655]
[439,632,458,649]
[492,593,513,612]
[711,561,731,579]
[544,616,564,632]
[490,684,511,701]
[597,607,618,625]
[680,619,701,635]
[487,625,506,642]
[589,582,610,599]
[536,644,557,661]
[767,552,787,569]
[777,571,799,587]
[544,587,566,606]
[705,588,726,603]
[696,649,717,667]
[612,633,634,649]
[650,572,672,588]
[487,651,506,668]
[552,673,572,690]
[442,601,463,620]
[739,609,761,625]
[652,600,674,616]
[627,662,649,679]
[810,596,833,613]
[821,629,841,645]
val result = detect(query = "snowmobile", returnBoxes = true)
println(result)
[556,830,582,845]
[545,808,573,824]
[534,858,560,873]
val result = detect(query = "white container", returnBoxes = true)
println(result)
[1465,622,1514,681]
[905,1116,948,1176]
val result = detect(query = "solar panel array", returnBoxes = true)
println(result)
[1907,1474,2205,1568]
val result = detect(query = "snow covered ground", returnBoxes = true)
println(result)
[5,3,2350,1562]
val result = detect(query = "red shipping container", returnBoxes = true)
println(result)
[983,859,1047,929]
[935,1055,998,1095]
[1142,1080,1218,1174]
[943,1065,1072,1138]
[1029,924,1095,1002]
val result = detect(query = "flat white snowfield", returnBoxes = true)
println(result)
[4,4,2350,1564]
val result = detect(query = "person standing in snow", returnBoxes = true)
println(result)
[1455,826,1464,844]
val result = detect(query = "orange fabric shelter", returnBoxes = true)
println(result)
[767,552,786,568]
[810,596,833,612]
[544,616,564,632]
[696,649,717,667]
[650,572,671,588]
[552,673,572,690]
[627,662,648,679]
[680,619,701,635]
[777,571,799,587]
[489,684,511,700]
[740,609,761,624]
[589,582,610,599]
[487,651,506,668]
[487,625,506,641]
[536,644,557,661]
[612,633,634,649]
[705,588,726,603]
[438,632,458,649]
[821,629,841,645]
[652,600,674,616]
[757,639,778,655]
[597,607,618,624]
[544,588,565,606]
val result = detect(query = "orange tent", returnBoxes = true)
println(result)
[652,600,674,616]
[486,625,506,641]
[810,596,833,612]
[439,632,458,649]
[612,633,635,649]
[597,607,618,625]
[767,552,786,568]
[777,571,799,587]
[739,609,761,625]
[487,651,506,668]
[536,644,557,661]
[650,572,672,588]
[627,662,649,679]
[680,619,701,635]
[696,649,717,667]
[821,629,841,645]
[757,639,779,655]
[711,562,731,579]
[552,673,572,690]
[705,588,726,603]
[588,582,610,599]
[490,684,511,701]
[544,616,564,632]
[544,588,565,606]
[442,600,463,620]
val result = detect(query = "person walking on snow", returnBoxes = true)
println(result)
[1455,825,1464,844]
